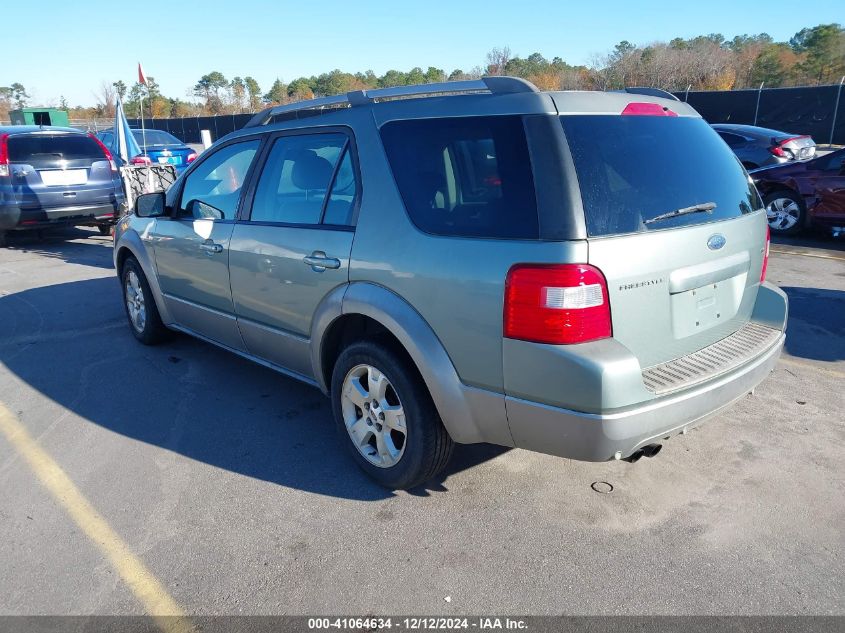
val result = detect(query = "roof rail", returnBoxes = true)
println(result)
[614,87,681,101]
[244,76,539,128]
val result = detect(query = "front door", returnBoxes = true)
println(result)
[228,129,359,379]
[152,139,261,350]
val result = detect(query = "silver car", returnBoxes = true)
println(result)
[114,78,788,489]
[712,123,816,170]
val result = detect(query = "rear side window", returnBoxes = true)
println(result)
[8,134,105,167]
[380,116,538,239]
[132,130,182,146]
[716,131,745,147]
[561,115,762,237]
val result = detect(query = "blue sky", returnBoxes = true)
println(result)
[4,0,843,106]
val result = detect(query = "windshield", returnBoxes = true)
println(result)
[560,115,761,237]
[132,130,183,147]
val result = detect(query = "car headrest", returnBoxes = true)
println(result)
[291,151,334,190]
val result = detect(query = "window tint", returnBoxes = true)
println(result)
[133,129,183,146]
[380,116,538,239]
[8,134,105,167]
[821,150,845,172]
[560,115,761,237]
[250,133,352,225]
[717,131,744,147]
[323,149,356,225]
[179,140,259,220]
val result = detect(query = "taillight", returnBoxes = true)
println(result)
[769,136,808,159]
[621,102,678,117]
[131,155,152,166]
[760,226,770,283]
[89,133,118,172]
[0,133,9,177]
[504,264,612,345]
[186,152,198,163]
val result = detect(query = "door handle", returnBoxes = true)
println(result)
[200,242,224,254]
[303,251,341,270]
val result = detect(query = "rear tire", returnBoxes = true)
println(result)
[121,257,168,345]
[764,190,805,236]
[331,340,454,490]
[0,231,6,248]
[97,224,113,236]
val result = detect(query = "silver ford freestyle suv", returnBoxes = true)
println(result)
[114,77,788,489]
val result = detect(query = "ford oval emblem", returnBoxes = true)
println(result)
[707,234,727,250]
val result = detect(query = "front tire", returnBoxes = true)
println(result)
[97,224,113,236]
[0,231,6,248]
[764,190,805,235]
[121,257,168,345]
[331,340,454,490]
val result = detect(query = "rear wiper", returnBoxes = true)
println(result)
[644,202,717,225]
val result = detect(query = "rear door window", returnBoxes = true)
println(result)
[560,115,761,237]
[249,132,356,226]
[380,116,538,239]
[7,134,105,168]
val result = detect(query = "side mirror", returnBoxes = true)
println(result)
[186,199,225,220]
[135,192,167,218]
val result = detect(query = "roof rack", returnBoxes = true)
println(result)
[244,76,539,128]
[614,87,681,101]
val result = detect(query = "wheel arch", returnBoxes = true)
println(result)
[114,232,174,325]
[311,282,487,444]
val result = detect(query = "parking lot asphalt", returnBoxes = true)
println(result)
[0,228,842,617]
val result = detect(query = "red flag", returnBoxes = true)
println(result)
[138,63,147,86]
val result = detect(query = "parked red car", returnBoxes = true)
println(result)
[751,147,845,236]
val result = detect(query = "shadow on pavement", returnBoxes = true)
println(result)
[2,227,114,269]
[781,286,845,362]
[0,277,507,501]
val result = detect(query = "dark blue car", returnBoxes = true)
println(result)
[0,126,124,246]
[97,128,197,174]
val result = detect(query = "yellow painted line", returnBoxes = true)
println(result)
[0,402,193,633]
[769,247,845,262]
[779,356,845,378]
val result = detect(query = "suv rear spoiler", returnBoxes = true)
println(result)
[245,76,540,128]
[612,87,681,101]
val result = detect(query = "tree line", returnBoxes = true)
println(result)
[2,23,842,122]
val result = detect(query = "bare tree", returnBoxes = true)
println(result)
[485,47,512,76]
[94,81,116,117]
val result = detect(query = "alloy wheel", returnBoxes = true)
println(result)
[766,197,801,231]
[340,364,407,468]
[125,270,147,333]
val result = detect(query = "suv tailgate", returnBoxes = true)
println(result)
[560,111,768,369]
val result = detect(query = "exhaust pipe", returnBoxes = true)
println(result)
[641,443,662,458]
[622,443,662,463]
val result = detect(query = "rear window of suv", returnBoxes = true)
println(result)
[560,115,762,237]
[8,134,105,168]
[380,116,539,239]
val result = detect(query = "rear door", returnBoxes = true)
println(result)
[7,132,118,212]
[812,150,845,222]
[228,128,358,378]
[559,111,768,368]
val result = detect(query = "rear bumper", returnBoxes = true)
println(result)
[504,283,788,461]
[506,332,783,460]
[0,202,121,231]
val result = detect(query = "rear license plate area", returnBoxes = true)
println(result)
[40,169,88,186]
[670,277,743,338]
